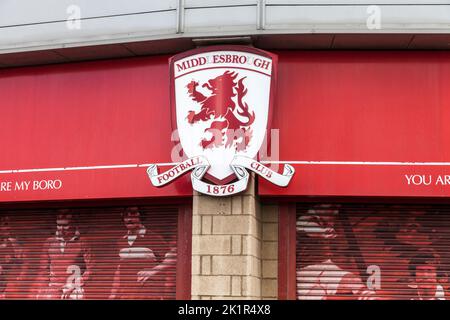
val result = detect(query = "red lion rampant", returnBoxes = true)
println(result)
[186,71,255,150]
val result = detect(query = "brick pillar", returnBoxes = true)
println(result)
[261,204,278,299]
[191,176,279,300]
[191,175,260,299]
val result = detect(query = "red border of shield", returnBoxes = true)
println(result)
[169,45,278,185]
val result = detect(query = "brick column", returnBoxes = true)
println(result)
[261,205,278,299]
[191,176,279,300]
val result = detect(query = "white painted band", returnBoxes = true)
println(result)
[233,156,295,187]
[3,160,450,175]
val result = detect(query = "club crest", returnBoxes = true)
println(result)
[147,46,294,196]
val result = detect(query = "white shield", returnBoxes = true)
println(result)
[170,46,277,184]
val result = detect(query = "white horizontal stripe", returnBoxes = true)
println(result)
[261,161,450,166]
[2,160,450,175]
[138,163,178,167]
[0,162,178,174]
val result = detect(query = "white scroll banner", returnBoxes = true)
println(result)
[147,156,249,196]
[191,164,249,196]
[231,155,295,187]
[147,155,294,196]
[147,156,209,187]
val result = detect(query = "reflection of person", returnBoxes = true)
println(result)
[296,204,375,300]
[395,213,436,247]
[409,250,445,300]
[0,216,26,299]
[36,210,92,299]
[372,211,446,298]
[109,207,174,299]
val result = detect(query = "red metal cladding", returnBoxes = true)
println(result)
[260,51,450,197]
[294,203,450,300]
[0,205,186,300]
[0,56,191,201]
[4,52,450,200]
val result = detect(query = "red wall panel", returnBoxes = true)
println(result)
[3,51,450,200]
[260,51,450,197]
[0,57,191,201]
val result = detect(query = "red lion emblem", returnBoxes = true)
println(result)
[186,71,255,151]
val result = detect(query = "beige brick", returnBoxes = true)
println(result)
[211,296,245,300]
[242,195,256,216]
[241,296,262,300]
[262,205,278,223]
[262,223,278,241]
[257,218,263,240]
[201,216,212,235]
[217,198,232,215]
[231,235,242,255]
[242,276,261,297]
[243,172,255,195]
[242,235,261,257]
[262,260,278,279]
[262,297,277,300]
[200,296,212,300]
[201,256,211,275]
[191,295,200,300]
[231,276,242,296]
[192,235,231,255]
[192,275,231,296]
[250,255,262,277]
[231,196,242,215]
[192,195,201,213]
[212,256,248,275]
[192,215,201,235]
[262,241,278,260]
[211,256,260,277]
[212,215,259,235]
[257,201,263,222]
[262,279,277,298]
[195,195,231,215]
[192,255,201,275]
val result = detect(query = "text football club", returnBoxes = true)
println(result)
[147,46,295,196]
